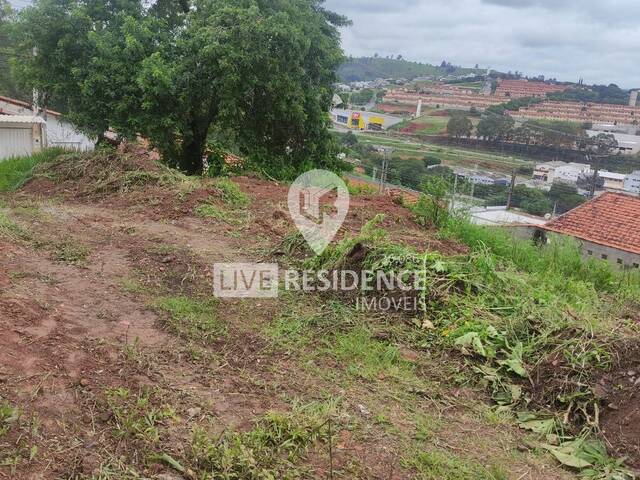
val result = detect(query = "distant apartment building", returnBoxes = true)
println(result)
[495,79,568,99]
[624,171,640,194]
[383,88,503,111]
[513,100,640,126]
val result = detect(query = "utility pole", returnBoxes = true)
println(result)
[470,163,478,200]
[589,154,600,199]
[379,151,388,193]
[506,170,517,210]
[451,174,459,212]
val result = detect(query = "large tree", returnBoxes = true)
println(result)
[0,0,27,99]
[12,0,347,176]
[446,114,473,140]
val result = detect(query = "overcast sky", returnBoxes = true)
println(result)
[8,0,639,87]
[323,0,640,88]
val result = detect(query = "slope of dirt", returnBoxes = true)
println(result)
[0,148,578,479]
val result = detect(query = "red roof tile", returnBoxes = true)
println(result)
[541,192,640,255]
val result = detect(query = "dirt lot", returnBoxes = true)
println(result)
[0,150,581,479]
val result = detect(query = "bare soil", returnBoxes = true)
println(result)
[0,149,585,479]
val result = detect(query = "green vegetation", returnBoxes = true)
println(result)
[476,182,586,216]
[404,449,506,480]
[302,211,639,477]
[0,211,30,242]
[0,148,66,192]
[549,84,630,105]
[188,403,333,479]
[104,387,175,444]
[446,114,473,139]
[11,0,348,176]
[51,236,91,265]
[155,296,223,340]
[338,56,481,82]
[328,327,412,380]
[346,88,376,106]
[0,0,26,99]
[212,178,250,208]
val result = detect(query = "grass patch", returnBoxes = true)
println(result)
[404,449,507,480]
[345,179,378,196]
[0,148,65,192]
[328,327,413,381]
[104,387,175,444]
[188,403,332,479]
[51,237,91,265]
[0,211,31,242]
[155,296,224,340]
[213,177,250,208]
[194,203,230,221]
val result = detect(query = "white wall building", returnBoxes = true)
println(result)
[599,171,627,191]
[625,171,640,194]
[533,161,566,183]
[0,95,94,151]
[552,163,592,185]
[0,116,46,160]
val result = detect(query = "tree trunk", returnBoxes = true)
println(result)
[179,130,207,175]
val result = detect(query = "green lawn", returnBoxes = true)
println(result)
[0,148,65,192]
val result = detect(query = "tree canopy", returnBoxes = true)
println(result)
[446,114,473,139]
[11,0,347,176]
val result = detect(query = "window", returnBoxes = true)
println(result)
[617,259,623,265]
[601,254,608,260]
[587,250,593,256]
[634,263,640,269]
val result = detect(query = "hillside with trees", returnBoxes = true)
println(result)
[548,84,630,105]
[338,56,481,82]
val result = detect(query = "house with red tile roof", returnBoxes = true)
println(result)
[536,192,640,269]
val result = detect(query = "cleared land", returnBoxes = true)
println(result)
[0,146,638,479]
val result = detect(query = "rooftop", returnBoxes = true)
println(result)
[0,115,46,124]
[541,192,640,255]
[0,95,62,117]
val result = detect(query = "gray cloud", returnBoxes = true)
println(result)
[324,0,640,87]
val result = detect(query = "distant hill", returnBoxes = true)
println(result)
[337,57,482,82]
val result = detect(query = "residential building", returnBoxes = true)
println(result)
[533,161,566,182]
[0,95,94,151]
[535,192,640,269]
[552,163,592,185]
[599,171,627,191]
[624,171,640,194]
[495,79,568,99]
[513,100,640,126]
[0,115,46,160]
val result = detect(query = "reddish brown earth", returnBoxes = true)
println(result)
[0,149,583,479]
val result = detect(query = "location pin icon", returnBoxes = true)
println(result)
[288,170,350,255]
